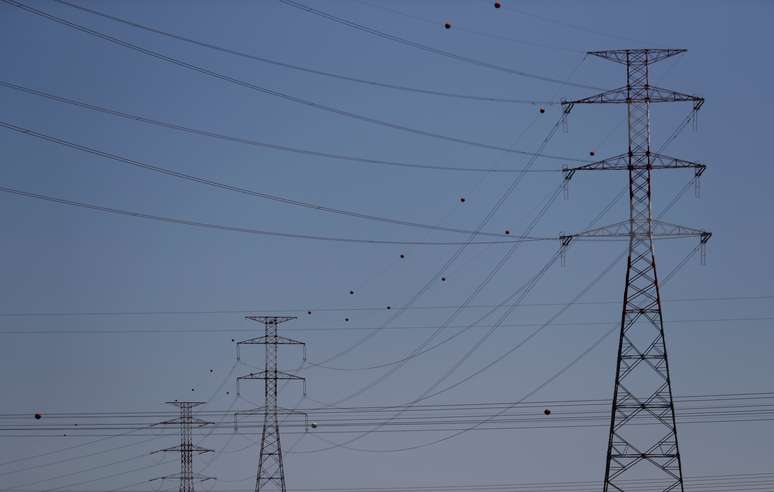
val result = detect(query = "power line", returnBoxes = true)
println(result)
[6,391,773,418]
[276,0,600,91]
[0,81,561,174]
[342,0,584,54]
[307,103,697,375]
[499,3,653,46]
[0,185,547,246]
[294,235,706,454]
[51,0,560,104]
[306,112,568,379]
[0,315,770,335]
[312,183,565,374]
[11,470,774,492]
[1,0,585,162]
[0,120,549,239]
[0,294,769,318]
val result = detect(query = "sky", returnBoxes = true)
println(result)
[0,0,772,490]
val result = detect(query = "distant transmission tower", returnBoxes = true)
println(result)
[236,316,306,492]
[151,401,214,492]
[561,49,711,491]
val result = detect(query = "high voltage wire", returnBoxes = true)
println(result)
[6,392,771,419]
[12,471,774,491]
[0,185,541,246]
[0,294,769,318]
[306,105,695,375]
[343,0,584,55]
[0,81,561,174]
[301,250,582,448]
[300,58,695,384]
[276,0,601,91]
[306,111,568,378]
[5,409,774,436]
[51,0,561,104]
[332,108,705,446]
[315,184,565,375]
[0,0,728,484]
[293,239,706,454]
[10,470,774,492]
[1,0,586,162]
[2,315,768,336]
[0,120,551,239]
[2,0,602,434]
[499,2,653,46]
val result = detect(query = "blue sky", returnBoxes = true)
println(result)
[0,0,772,490]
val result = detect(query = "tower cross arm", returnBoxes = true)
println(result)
[150,444,214,455]
[588,48,686,65]
[237,335,305,346]
[560,219,711,243]
[151,416,212,428]
[562,86,703,107]
[237,370,306,382]
[562,153,706,181]
[236,406,308,417]
[150,473,215,482]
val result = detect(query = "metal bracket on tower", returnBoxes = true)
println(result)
[559,234,573,267]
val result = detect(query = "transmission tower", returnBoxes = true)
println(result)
[151,401,214,492]
[236,316,306,492]
[561,49,711,491]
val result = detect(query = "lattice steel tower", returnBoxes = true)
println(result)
[562,49,710,491]
[236,316,306,492]
[151,401,214,492]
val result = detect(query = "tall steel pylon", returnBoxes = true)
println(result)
[151,401,214,492]
[236,316,306,492]
[561,49,711,491]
